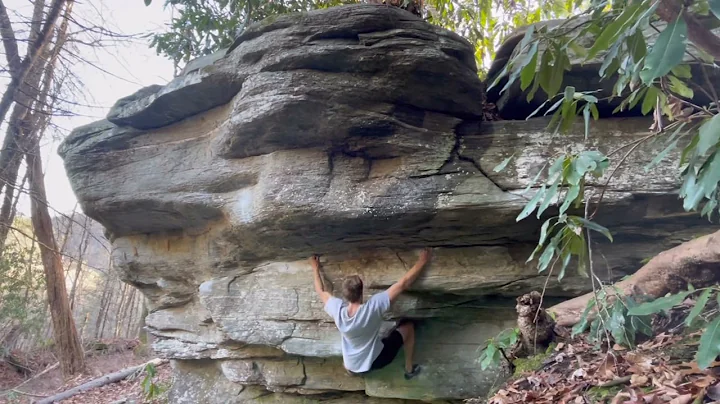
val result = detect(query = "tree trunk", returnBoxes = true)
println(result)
[26,143,84,376]
[0,0,72,253]
[94,275,111,340]
[98,279,115,340]
[138,297,149,342]
[69,216,89,310]
[113,283,128,338]
[79,312,89,341]
[0,0,68,126]
[549,230,720,327]
[124,288,137,338]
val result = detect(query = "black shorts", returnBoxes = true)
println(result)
[369,329,404,371]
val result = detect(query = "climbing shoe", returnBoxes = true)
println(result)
[404,364,421,380]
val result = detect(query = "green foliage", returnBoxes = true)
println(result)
[0,236,46,337]
[621,287,720,370]
[141,363,166,400]
[510,150,612,280]
[478,328,520,370]
[145,0,579,72]
[572,289,653,348]
[697,315,720,369]
[627,290,692,316]
[489,0,720,360]
[494,0,720,224]
[639,16,687,84]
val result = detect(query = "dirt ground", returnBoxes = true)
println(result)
[0,340,171,404]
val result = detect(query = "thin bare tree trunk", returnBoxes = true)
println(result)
[79,312,89,341]
[94,273,111,340]
[0,0,72,253]
[113,283,128,338]
[124,288,137,338]
[69,216,89,310]
[26,142,84,375]
[98,279,115,340]
[58,204,77,257]
[138,297,148,342]
[0,0,69,126]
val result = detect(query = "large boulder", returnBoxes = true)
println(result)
[60,4,714,402]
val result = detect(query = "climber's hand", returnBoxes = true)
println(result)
[309,255,321,271]
[418,247,431,265]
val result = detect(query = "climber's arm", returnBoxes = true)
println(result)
[386,248,431,303]
[310,255,332,305]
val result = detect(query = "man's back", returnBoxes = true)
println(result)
[324,291,390,373]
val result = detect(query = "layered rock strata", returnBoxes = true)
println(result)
[60,5,713,402]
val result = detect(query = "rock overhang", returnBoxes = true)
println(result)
[59,4,716,402]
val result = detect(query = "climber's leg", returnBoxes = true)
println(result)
[369,320,421,379]
[396,321,420,379]
[369,328,403,371]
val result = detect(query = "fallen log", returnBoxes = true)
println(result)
[35,358,167,404]
[549,229,720,327]
[0,362,59,399]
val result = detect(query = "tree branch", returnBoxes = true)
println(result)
[0,0,68,126]
[657,0,720,61]
[0,1,21,77]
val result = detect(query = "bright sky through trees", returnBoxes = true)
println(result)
[1,0,174,214]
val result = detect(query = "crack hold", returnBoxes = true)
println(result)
[394,251,408,270]
[456,151,507,192]
[299,357,308,386]
[436,130,509,193]
[491,274,545,290]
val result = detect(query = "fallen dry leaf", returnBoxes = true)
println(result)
[571,368,586,381]
[668,394,693,404]
[631,374,650,387]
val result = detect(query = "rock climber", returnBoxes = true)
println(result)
[309,248,432,380]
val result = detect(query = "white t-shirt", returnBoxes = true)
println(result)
[324,291,391,373]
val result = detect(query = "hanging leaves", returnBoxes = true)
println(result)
[627,291,692,316]
[640,16,688,84]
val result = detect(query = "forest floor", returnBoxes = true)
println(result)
[472,301,720,404]
[476,331,714,404]
[0,339,171,404]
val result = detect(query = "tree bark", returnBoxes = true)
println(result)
[69,216,89,310]
[0,0,68,126]
[656,0,720,62]
[124,288,137,339]
[549,230,720,326]
[113,283,128,338]
[138,297,149,342]
[0,0,71,253]
[94,275,111,340]
[0,1,21,76]
[26,142,84,376]
[98,278,115,340]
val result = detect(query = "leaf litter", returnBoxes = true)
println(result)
[472,330,720,404]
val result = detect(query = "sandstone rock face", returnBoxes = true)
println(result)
[60,5,715,402]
